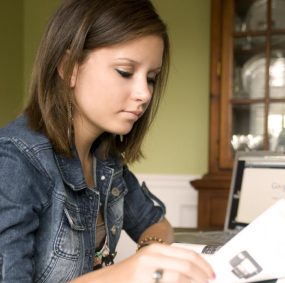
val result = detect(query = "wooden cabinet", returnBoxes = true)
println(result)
[192,0,285,229]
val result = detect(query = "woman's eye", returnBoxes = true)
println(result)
[116,69,132,78]
[147,77,156,86]
[116,69,157,86]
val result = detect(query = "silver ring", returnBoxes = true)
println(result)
[152,269,164,283]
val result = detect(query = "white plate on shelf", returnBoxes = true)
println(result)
[241,51,285,98]
[243,0,285,31]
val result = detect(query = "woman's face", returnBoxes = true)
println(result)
[72,35,164,140]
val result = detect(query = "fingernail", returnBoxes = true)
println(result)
[211,272,216,279]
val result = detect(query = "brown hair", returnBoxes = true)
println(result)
[25,0,169,164]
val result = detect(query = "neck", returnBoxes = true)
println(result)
[73,128,97,189]
[76,143,94,188]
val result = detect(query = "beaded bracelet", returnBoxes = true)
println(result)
[137,236,165,250]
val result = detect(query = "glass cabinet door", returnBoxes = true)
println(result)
[220,0,285,168]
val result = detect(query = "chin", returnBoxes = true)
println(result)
[118,127,134,136]
[108,122,135,136]
[117,125,135,135]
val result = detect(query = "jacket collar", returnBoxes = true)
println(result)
[54,150,86,191]
[54,147,121,191]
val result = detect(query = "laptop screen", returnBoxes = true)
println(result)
[226,152,285,230]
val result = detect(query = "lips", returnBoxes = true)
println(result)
[121,110,143,120]
[126,110,142,117]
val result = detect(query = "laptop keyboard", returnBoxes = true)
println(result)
[175,230,238,246]
[201,244,222,254]
[197,230,237,244]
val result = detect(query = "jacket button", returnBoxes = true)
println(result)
[111,225,117,235]
[111,187,120,197]
[100,175,106,181]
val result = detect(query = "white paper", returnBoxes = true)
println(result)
[174,199,285,283]
[209,199,285,283]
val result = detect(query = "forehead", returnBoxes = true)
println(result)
[86,35,164,67]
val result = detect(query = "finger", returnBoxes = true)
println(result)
[137,245,214,283]
[160,269,209,283]
[137,267,199,283]
[140,243,214,279]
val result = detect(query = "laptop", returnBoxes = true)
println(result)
[175,151,285,251]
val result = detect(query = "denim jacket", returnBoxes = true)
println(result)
[0,115,165,283]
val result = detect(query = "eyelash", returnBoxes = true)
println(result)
[116,69,157,86]
[116,69,132,78]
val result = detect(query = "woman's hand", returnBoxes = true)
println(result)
[117,243,215,283]
[71,243,215,283]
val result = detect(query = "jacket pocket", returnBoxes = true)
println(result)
[54,205,85,260]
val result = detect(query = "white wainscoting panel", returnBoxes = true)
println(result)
[115,174,199,262]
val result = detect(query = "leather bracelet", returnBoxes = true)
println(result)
[137,236,165,250]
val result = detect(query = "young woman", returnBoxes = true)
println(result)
[0,0,214,282]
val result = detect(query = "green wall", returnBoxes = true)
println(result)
[23,0,61,100]
[132,0,210,174]
[0,0,210,176]
[0,1,23,126]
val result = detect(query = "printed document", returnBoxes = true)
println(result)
[174,199,285,283]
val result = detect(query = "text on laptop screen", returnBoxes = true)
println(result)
[236,165,285,223]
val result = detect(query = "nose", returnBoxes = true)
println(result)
[132,77,153,104]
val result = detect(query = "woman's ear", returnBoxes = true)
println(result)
[57,51,78,88]
[70,65,78,88]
